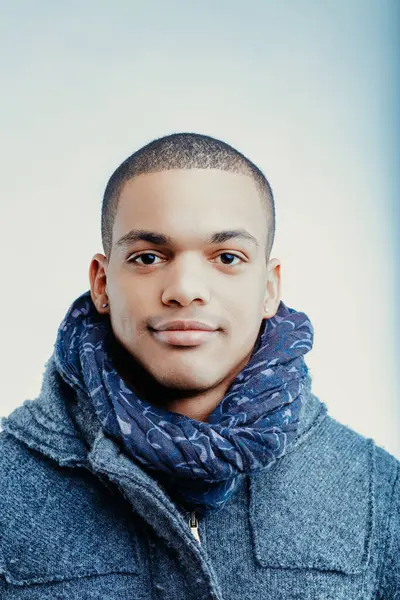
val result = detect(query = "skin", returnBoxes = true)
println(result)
[89,168,281,422]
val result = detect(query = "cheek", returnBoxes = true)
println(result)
[108,297,140,342]
[108,275,149,318]
[225,284,265,323]
[116,274,160,312]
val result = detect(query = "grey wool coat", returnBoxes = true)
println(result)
[0,356,399,599]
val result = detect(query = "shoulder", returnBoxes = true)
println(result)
[297,407,399,482]
[0,429,105,539]
[0,428,78,503]
[314,413,399,519]
[322,413,399,493]
[0,428,132,528]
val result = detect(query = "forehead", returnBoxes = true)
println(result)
[113,169,266,242]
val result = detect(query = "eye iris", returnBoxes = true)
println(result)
[220,253,236,264]
[140,254,156,265]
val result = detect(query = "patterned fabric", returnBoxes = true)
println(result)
[54,291,314,514]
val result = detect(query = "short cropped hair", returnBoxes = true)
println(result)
[101,133,275,261]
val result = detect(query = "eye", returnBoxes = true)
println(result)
[214,252,243,266]
[128,253,163,266]
[127,251,244,267]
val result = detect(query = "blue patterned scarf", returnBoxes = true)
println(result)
[54,291,314,514]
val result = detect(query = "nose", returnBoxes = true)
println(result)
[161,254,211,307]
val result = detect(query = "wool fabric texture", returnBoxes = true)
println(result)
[54,291,314,514]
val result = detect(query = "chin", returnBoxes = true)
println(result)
[148,361,224,391]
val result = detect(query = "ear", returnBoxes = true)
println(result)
[89,253,109,314]
[262,258,281,319]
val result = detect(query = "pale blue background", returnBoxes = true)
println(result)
[0,1,399,457]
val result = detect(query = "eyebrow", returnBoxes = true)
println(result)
[115,228,259,249]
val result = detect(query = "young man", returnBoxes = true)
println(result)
[0,133,398,599]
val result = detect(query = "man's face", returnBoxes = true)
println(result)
[101,169,277,392]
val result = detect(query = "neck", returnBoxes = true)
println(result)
[162,382,230,422]
[107,333,248,422]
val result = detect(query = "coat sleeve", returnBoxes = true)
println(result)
[378,462,400,598]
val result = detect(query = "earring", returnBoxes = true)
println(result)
[102,303,108,309]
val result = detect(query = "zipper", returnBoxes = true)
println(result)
[189,510,201,544]
[175,501,201,545]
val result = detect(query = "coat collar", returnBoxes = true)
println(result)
[1,356,88,467]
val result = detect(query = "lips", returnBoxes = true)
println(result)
[151,329,218,346]
[150,320,219,347]
[153,320,218,332]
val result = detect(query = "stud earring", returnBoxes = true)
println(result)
[102,303,108,309]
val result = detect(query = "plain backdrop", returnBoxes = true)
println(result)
[0,1,399,459]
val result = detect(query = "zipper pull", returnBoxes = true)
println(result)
[189,511,201,544]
